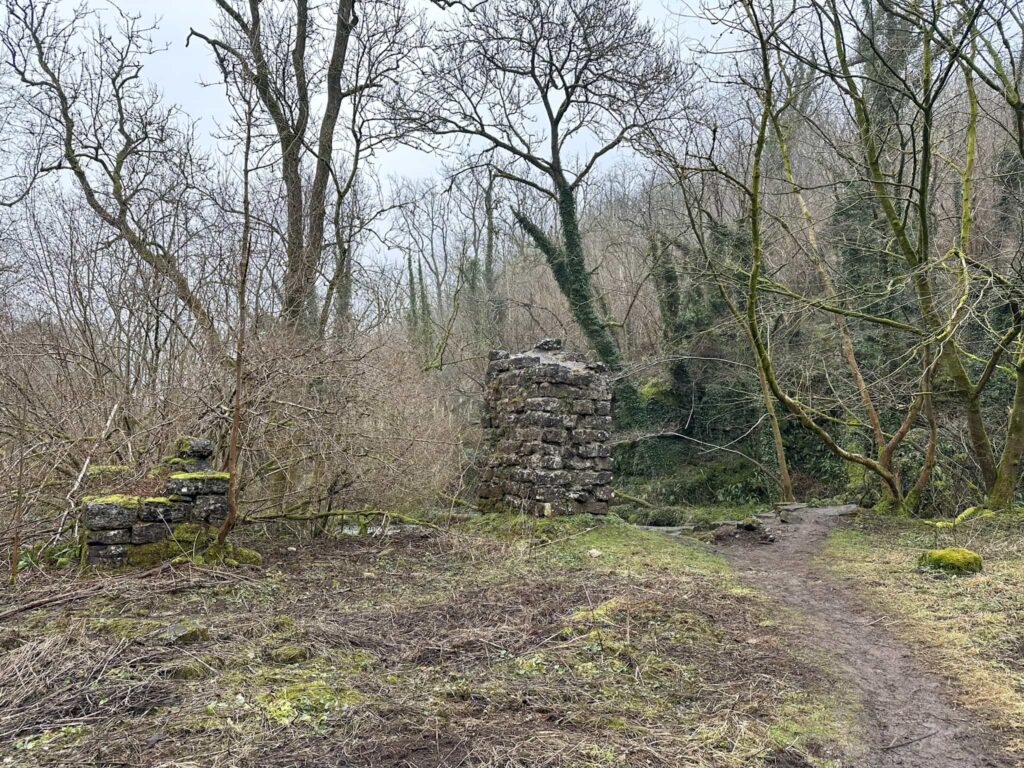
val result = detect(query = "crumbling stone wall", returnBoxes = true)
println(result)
[479,339,613,516]
[84,438,229,566]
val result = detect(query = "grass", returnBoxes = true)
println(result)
[822,514,1024,751]
[0,513,854,767]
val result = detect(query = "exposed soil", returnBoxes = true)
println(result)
[713,505,1016,768]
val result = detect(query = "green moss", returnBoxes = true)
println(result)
[125,523,261,568]
[918,547,983,575]
[268,644,310,664]
[82,494,141,508]
[257,681,359,725]
[169,471,230,480]
[638,377,673,404]
[202,540,263,566]
[271,614,297,632]
[142,496,172,505]
[570,598,625,625]
[173,437,194,452]
[872,494,911,517]
[164,622,210,645]
[88,617,162,640]
[161,456,200,468]
[126,524,210,567]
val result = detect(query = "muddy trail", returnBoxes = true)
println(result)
[706,505,1011,768]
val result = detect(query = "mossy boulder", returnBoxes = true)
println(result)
[174,436,214,460]
[202,539,263,566]
[918,547,982,575]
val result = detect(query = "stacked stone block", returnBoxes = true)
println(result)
[478,339,614,516]
[84,438,229,565]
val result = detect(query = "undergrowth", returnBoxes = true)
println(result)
[0,514,854,767]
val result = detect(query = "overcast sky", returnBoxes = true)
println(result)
[90,0,685,181]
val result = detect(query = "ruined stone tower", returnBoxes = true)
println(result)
[478,339,613,516]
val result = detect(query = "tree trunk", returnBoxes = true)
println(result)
[513,182,622,368]
[988,369,1024,509]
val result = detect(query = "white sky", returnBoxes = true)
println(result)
[89,0,688,181]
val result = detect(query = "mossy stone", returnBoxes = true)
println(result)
[166,472,229,496]
[83,494,141,508]
[918,547,982,575]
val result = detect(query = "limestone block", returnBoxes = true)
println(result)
[132,523,170,545]
[139,498,191,523]
[166,472,229,497]
[87,528,131,545]
[84,498,138,530]
[86,544,128,564]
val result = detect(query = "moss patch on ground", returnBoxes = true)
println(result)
[823,515,1024,750]
[918,547,983,574]
[124,522,262,568]
[2,515,853,767]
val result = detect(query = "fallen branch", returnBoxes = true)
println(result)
[0,563,171,621]
[882,731,936,751]
[610,488,655,508]
[245,508,449,534]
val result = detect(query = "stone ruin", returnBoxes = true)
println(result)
[84,438,230,566]
[478,339,614,516]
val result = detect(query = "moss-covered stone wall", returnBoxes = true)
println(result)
[84,437,230,566]
[478,339,614,516]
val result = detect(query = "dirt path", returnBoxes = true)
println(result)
[710,505,1013,768]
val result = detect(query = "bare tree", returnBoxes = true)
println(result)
[1,1,221,351]
[410,0,682,368]
[189,0,417,331]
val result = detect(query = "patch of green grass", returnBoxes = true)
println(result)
[823,517,1024,749]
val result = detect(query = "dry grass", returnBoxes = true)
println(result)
[0,516,852,767]
[822,514,1024,751]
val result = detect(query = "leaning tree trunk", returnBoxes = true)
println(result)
[988,369,1024,509]
[512,181,622,369]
